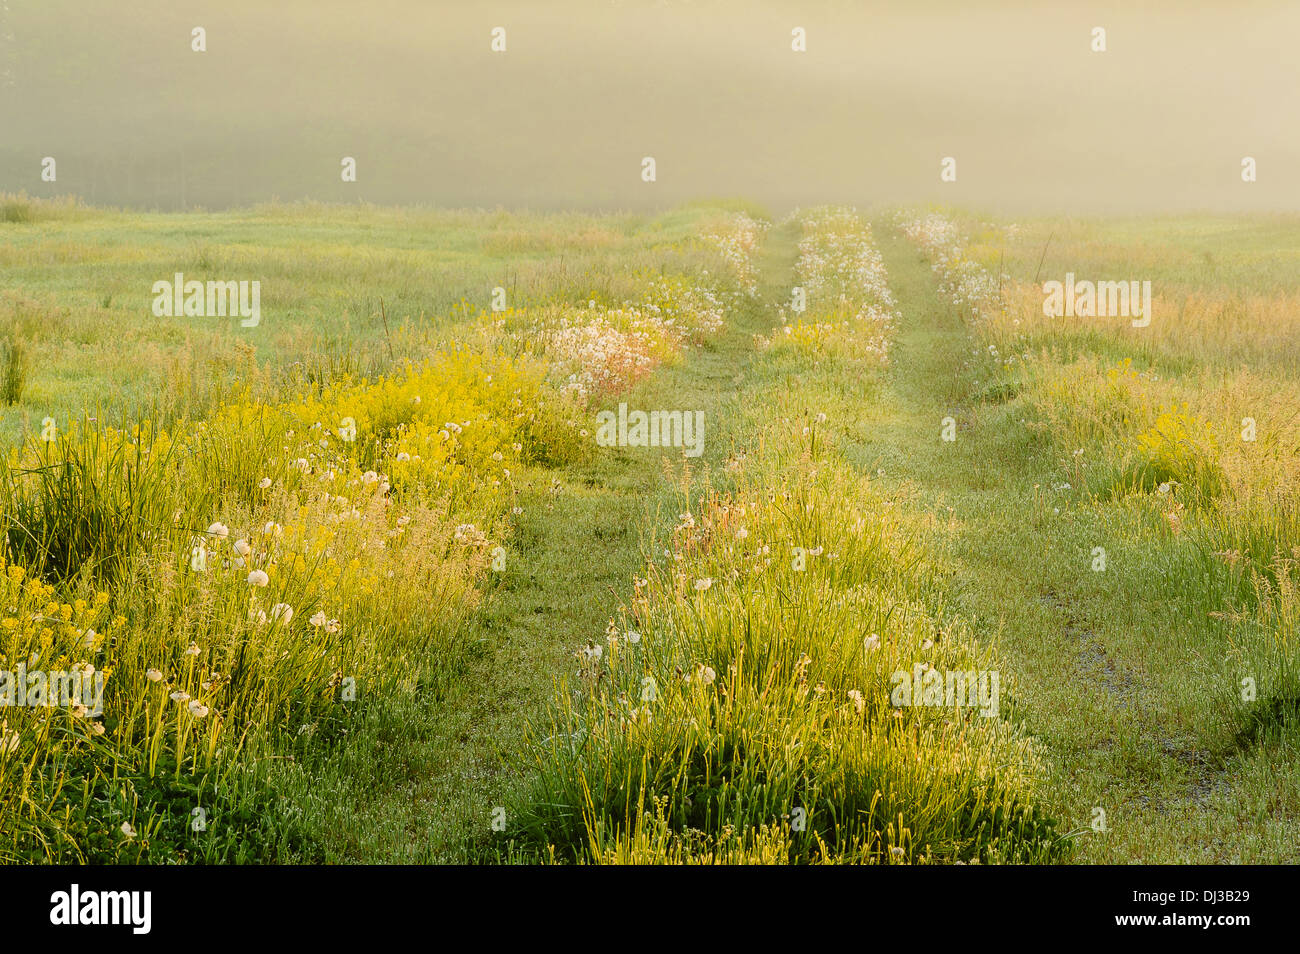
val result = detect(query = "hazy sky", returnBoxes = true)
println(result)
[2,0,1297,213]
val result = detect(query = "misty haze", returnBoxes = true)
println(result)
[4,0,1298,212]
[0,0,1295,912]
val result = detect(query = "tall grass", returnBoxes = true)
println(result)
[0,192,87,224]
[903,210,1300,750]
[1,420,185,587]
[0,208,759,862]
[1,337,27,405]
[510,209,1061,864]
[517,471,1060,863]
[0,350,583,859]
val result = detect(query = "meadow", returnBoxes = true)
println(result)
[0,192,1296,863]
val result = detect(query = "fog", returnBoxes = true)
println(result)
[2,0,1296,213]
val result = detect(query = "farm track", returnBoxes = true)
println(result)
[287,215,1296,864]
[872,224,1298,863]
[296,225,797,862]
[862,225,1183,860]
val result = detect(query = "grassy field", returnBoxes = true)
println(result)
[1,192,1296,863]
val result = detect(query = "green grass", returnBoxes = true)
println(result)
[4,198,1298,863]
[0,196,726,445]
[879,216,1300,862]
[491,212,1062,865]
